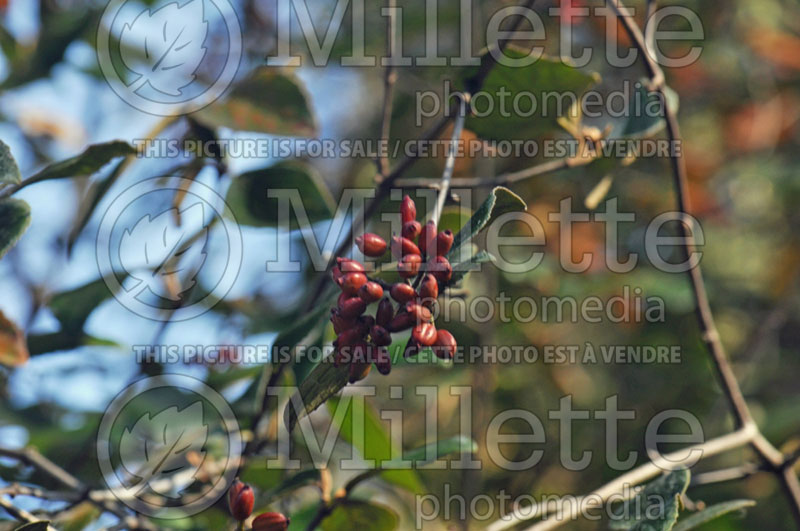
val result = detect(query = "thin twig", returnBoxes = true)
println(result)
[396,157,574,189]
[432,95,468,223]
[0,495,57,531]
[378,0,398,178]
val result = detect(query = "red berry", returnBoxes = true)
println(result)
[390,283,417,304]
[358,281,384,303]
[374,347,392,375]
[336,257,365,273]
[376,298,394,327]
[419,220,437,256]
[429,256,452,283]
[402,220,422,240]
[405,302,432,324]
[340,272,367,295]
[391,236,421,259]
[331,265,343,283]
[433,329,457,359]
[398,254,422,278]
[355,233,388,257]
[370,325,392,346]
[252,512,290,531]
[387,311,415,332]
[418,273,438,306]
[412,323,437,346]
[435,229,454,256]
[336,327,363,350]
[339,297,367,319]
[228,480,254,521]
[401,194,416,224]
[330,310,356,334]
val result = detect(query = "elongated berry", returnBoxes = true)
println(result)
[402,220,422,241]
[429,255,452,283]
[398,254,422,278]
[336,327,363,350]
[412,322,437,346]
[433,329,457,359]
[391,236,421,259]
[418,273,438,305]
[387,311,415,332]
[355,233,387,257]
[390,283,416,304]
[358,281,383,303]
[370,325,392,346]
[419,220,437,256]
[339,297,367,319]
[228,480,254,521]
[331,310,355,334]
[376,298,394,327]
[405,302,432,324]
[374,347,392,375]
[331,265,343,283]
[336,257,365,272]
[340,272,367,295]
[252,512,290,531]
[435,229,454,256]
[401,194,416,224]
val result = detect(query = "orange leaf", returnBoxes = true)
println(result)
[0,310,28,367]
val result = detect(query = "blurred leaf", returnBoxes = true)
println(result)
[450,249,495,283]
[226,162,335,227]
[0,310,28,367]
[447,186,526,263]
[28,141,135,184]
[26,332,118,356]
[463,47,599,141]
[618,80,680,139]
[263,468,322,500]
[13,522,51,531]
[0,198,31,259]
[320,500,398,531]
[284,360,349,432]
[328,397,424,493]
[672,500,755,531]
[193,68,316,137]
[52,501,100,531]
[610,469,690,530]
[0,139,21,184]
[401,435,477,464]
[49,277,116,334]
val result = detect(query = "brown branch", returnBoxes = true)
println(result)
[0,494,57,531]
[378,0,398,178]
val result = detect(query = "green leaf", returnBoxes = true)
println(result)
[618,80,680,139]
[193,67,316,137]
[0,197,31,259]
[320,500,398,531]
[0,139,21,185]
[263,468,322,500]
[226,162,335,227]
[463,47,599,141]
[14,522,51,531]
[450,250,495,283]
[49,277,116,334]
[609,469,690,531]
[672,500,755,531]
[447,186,526,266]
[28,141,135,183]
[401,435,478,465]
[328,397,424,494]
[284,360,349,432]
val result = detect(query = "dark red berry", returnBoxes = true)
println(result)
[331,265,343,283]
[419,220,437,256]
[374,347,392,374]
[402,220,422,241]
[370,325,392,346]
[376,298,394,327]
[435,229,454,256]
[418,273,438,305]
[391,236,421,259]
[358,281,384,303]
[356,233,388,257]
[340,272,368,295]
[433,329,457,359]
[331,310,356,334]
[405,302,432,324]
[387,311,415,332]
[401,194,416,224]
[398,254,422,278]
[339,297,367,319]
[336,327,363,350]
[429,255,453,283]
[412,323,437,346]
[228,480,254,521]
[252,512,290,531]
[390,283,417,304]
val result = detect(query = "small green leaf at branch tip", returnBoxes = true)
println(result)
[609,468,690,531]
[0,197,31,259]
[28,140,135,183]
[0,139,21,185]
[672,500,755,531]
[284,360,349,432]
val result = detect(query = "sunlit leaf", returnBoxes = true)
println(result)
[609,468,690,530]
[0,139,21,184]
[29,141,135,183]
[284,360,349,432]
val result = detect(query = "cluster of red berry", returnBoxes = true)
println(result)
[330,195,458,383]
[229,479,289,530]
